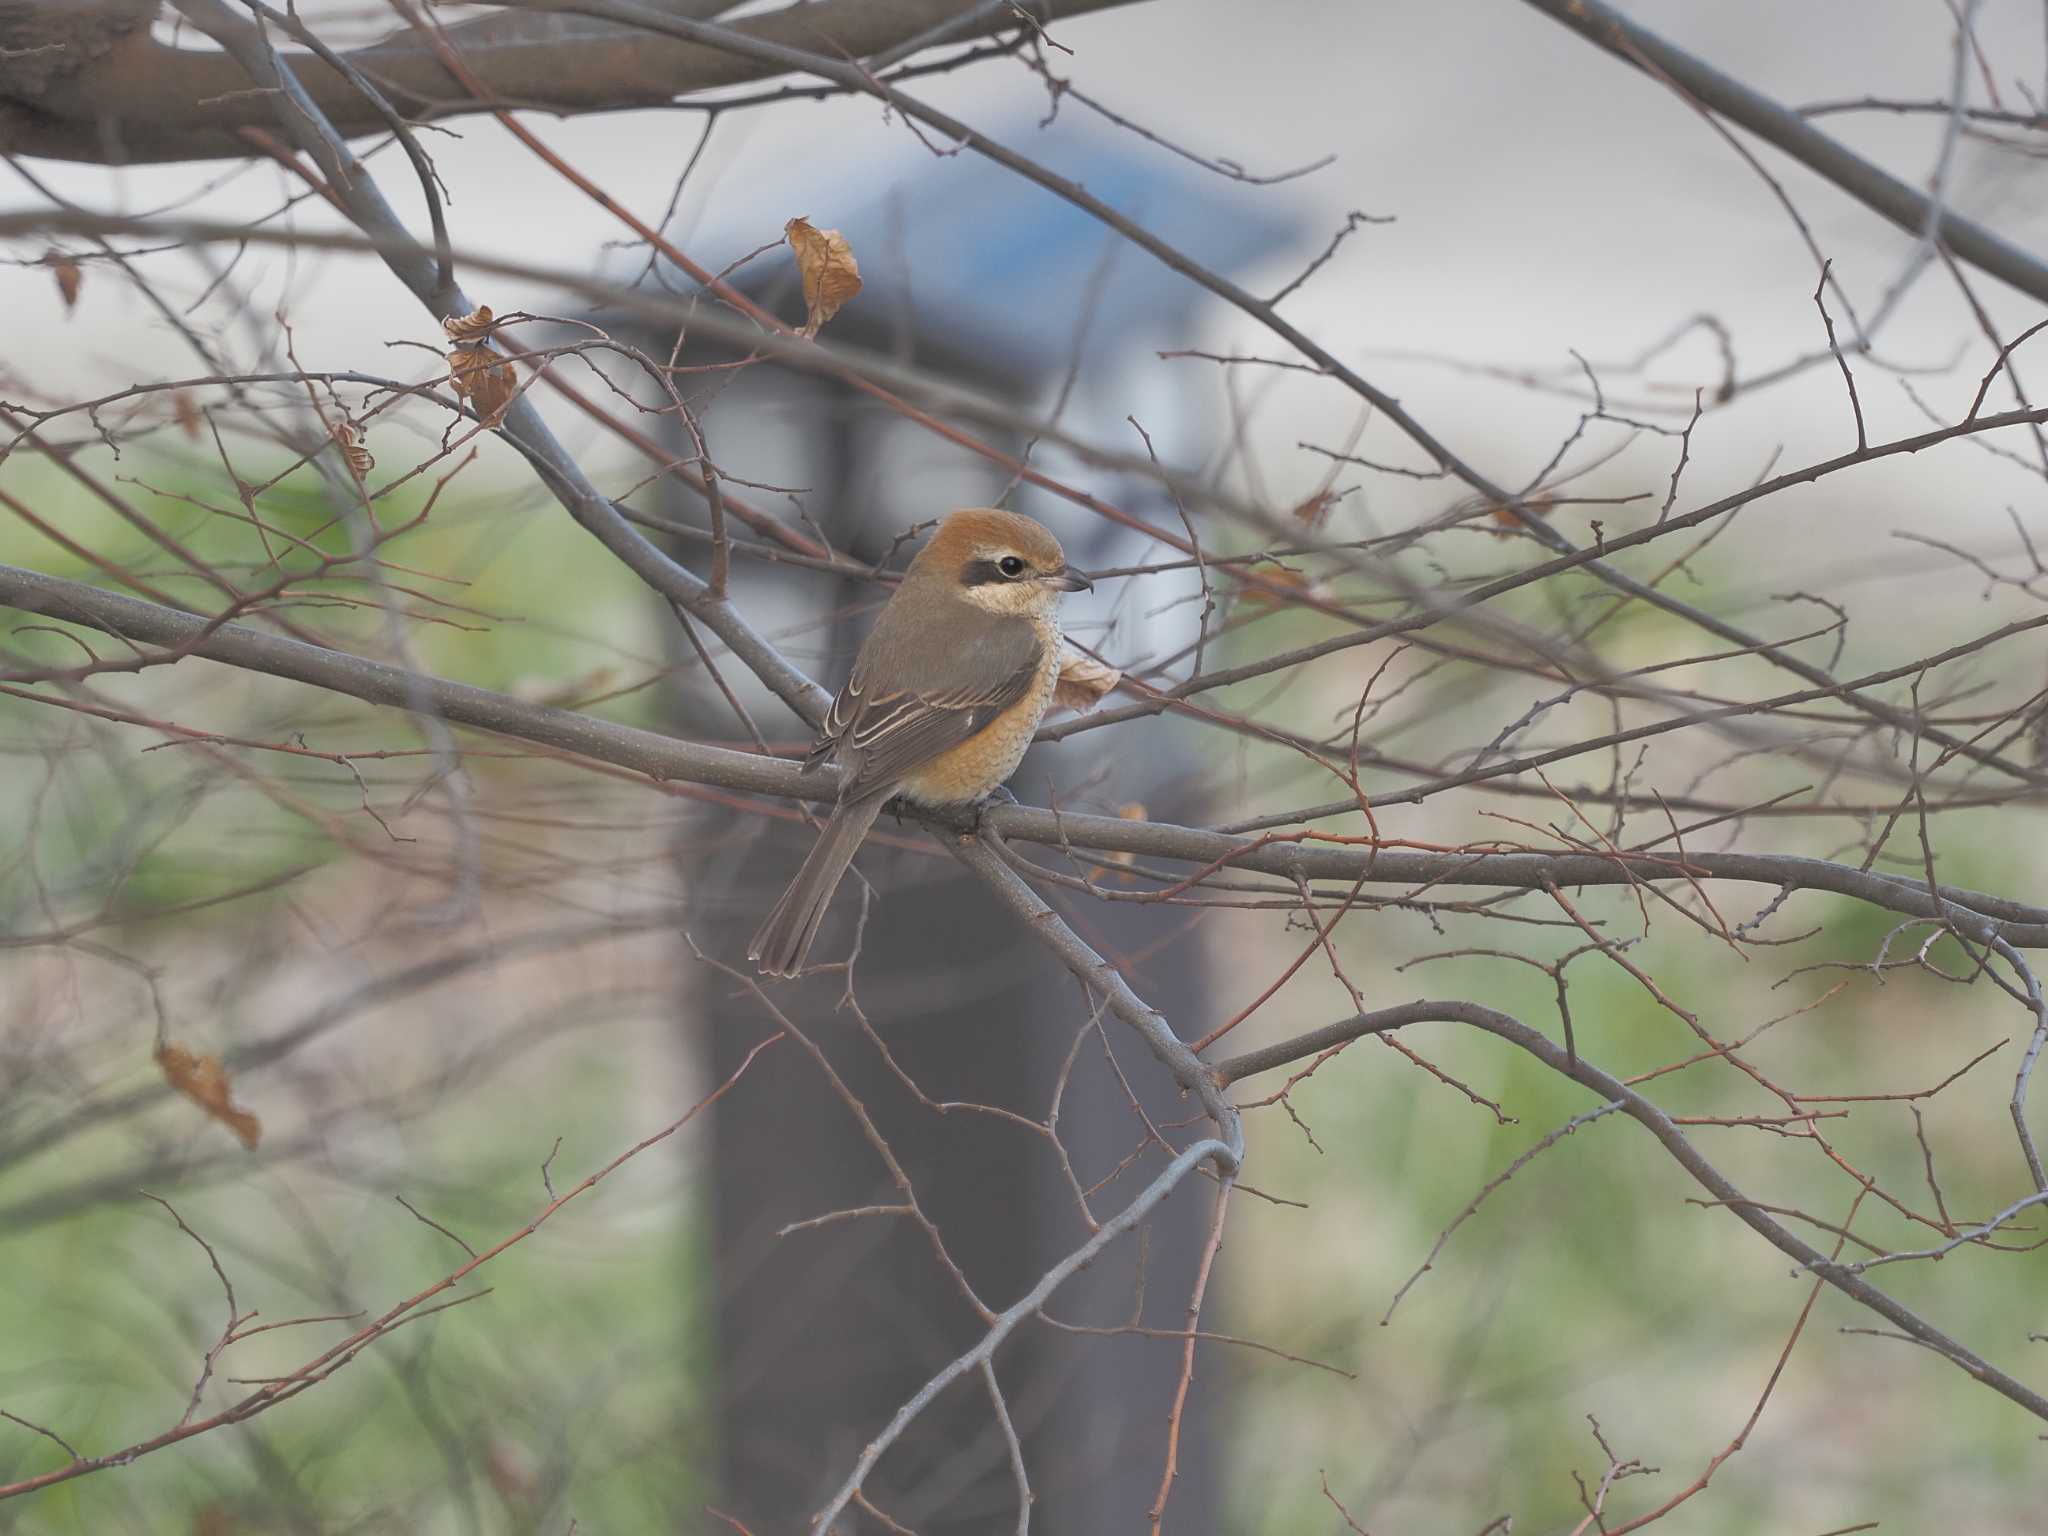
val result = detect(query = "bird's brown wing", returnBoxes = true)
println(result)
[810,610,1044,799]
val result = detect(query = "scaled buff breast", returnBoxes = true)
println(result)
[898,623,1062,806]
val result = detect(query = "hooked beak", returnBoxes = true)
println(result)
[1043,568,1093,593]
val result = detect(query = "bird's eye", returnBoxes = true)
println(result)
[998,555,1027,577]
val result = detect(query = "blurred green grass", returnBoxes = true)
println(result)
[0,1035,715,1535]
[1202,547,2048,1532]
[2,462,708,1533]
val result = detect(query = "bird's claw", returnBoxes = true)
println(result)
[968,785,1019,838]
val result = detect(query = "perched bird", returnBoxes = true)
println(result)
[748,508,1091,977]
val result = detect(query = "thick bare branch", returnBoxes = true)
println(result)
[1522,0,2048,308]
[8,561,2048,948]
[0,0,1144,162]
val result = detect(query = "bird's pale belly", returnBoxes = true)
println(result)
[899,658,1059,807]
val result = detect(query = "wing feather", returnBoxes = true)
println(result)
[810,609,1044,798]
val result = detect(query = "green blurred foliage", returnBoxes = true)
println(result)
[1200,542,2048,1533]
[3,459,704,1533]
[0,1046,714,1535]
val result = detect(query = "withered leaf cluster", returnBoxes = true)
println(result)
[444,304,518,422]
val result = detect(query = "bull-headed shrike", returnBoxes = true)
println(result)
[749,507,1090,977]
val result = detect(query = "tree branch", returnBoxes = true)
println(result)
[1213,998,2048,1425]
[1520,0,2048,307]
[8,560,2048,948]
[1,0,1144,163]
[164,0,830,727]
[517,0,2048,792]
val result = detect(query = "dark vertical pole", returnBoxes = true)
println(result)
[669,375,1220,1533]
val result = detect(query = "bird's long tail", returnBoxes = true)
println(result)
[747,790,891,977]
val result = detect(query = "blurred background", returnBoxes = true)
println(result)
[3,1,2047,1530]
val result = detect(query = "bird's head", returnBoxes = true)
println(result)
[912,507,1091,618]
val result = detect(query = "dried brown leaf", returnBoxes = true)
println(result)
[173,391,202,442]
[785,217,862,337]
[46,251,81,312]
[1053,643,1121,712]
[156,1041,261,1149]
[442,304,497,342]
[449,343,517,422]
[331,418,374,479]
[1238,566,1315,609]
[1488,495,1555,538]
[1292,488,1340,529]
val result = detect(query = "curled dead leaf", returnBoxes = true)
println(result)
[448,343,518,422]
[331,417,374,479]
[442,304,498,342]
[1238,565,1315,609]
[1053,643,1122,713]
[1487,494,1555,538]
[1292,488,1340,529]
[172,391,202,442]
[45,251,81,312]
[156,1041,261,1149]
[785,217,862,337]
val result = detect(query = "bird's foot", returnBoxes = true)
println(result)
[967,785,1019,838]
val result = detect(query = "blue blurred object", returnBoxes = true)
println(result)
[666,111,1310,387]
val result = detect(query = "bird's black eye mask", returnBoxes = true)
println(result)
[963,554,1029,585]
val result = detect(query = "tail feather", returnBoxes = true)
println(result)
[748,792,890,977]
